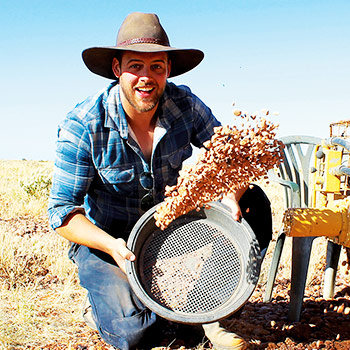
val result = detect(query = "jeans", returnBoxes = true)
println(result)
[70,244,157,350]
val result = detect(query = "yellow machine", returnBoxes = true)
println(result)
[283,120,350,248]
[264,124,350,321]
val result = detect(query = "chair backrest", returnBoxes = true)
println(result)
[275,135,322,209]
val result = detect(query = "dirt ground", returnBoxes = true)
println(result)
[64,273,350,350]
[4,217,350,350]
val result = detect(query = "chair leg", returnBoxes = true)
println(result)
[288,236,315,322]
[263,231,286,302]
[323,240,341,299]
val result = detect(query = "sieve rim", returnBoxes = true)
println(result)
[126,201,261,324]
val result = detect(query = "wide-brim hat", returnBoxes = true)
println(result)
[82,12,204,80]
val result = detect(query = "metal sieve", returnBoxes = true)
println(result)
[126,202,261,324]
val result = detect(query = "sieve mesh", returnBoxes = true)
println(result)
[138,219,242,314]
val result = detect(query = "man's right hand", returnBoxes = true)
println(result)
[110,238,136,274]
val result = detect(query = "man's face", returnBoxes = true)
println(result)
[113,51,171,114]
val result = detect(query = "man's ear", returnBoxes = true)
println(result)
[112,57,121,78]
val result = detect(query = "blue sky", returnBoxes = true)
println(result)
[1,0,349,160]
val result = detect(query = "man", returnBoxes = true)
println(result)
[48,12,272,350]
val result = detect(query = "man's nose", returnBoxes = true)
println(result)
[139,66,152,79]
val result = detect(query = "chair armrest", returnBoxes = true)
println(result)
[268,169,299,192]
[268,169,301,207]
[273,178,300,193]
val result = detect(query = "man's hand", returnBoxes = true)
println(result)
[221,195,242,221]
[222,187,248,222]
[109,238,136,274]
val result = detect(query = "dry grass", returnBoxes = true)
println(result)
[0,160,53,219]
[1,159,349,349]
[0,160,88,349]
[0,220,85,348]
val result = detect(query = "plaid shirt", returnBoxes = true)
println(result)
[48,81,220,239]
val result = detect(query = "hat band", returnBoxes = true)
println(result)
[118,37,169,47]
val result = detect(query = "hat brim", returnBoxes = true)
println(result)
[82,45,204,80]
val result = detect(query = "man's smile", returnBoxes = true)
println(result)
[135,86,155,93]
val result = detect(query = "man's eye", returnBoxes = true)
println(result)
[130,64,141,69]
[152,64,164,70]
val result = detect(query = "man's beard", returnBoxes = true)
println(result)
[120,83,165,113]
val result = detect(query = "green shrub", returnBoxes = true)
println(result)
[20,169,52,199]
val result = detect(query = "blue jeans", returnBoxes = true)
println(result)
[70,244,157,350]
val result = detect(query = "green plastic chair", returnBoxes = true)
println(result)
[263,135,323,322]
[323,239,342,300]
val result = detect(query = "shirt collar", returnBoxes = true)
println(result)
[104,83,129,139]
[157,84,185,129]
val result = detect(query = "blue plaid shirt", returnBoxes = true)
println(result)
[48,81,220,239]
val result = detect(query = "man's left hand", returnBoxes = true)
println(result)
[221,187,248,222]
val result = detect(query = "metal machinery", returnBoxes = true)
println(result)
[283,120,350,298]
[284,121,350,243]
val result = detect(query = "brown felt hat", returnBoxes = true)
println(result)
[82,12,204,80]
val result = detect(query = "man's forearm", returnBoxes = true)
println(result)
[56,212,114,252]
[56,212,135,272]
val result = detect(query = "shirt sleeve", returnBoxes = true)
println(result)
[190,93,221,147]
[48,114,95,230]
